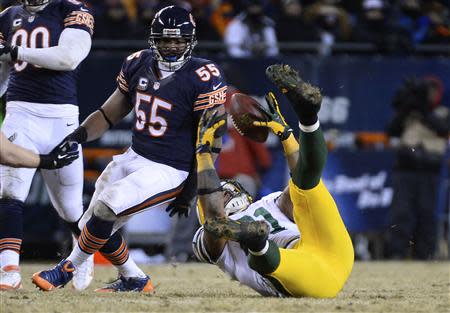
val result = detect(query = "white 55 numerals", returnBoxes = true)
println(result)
[135,92,172,137]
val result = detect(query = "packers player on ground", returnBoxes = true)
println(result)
[193,64,354,298]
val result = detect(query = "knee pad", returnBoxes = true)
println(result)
[93,201,117,222]
[53,201,83,224]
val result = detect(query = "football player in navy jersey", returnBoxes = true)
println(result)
[0,0,95,290]
[32,5,227,292]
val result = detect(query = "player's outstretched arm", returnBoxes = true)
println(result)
[54,88,132,154]
[253,92,299,173]
[196,109,228,260]
[0,132,78,169]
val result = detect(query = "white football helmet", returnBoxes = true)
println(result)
[221,180,253,216]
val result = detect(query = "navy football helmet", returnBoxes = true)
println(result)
[149,6,197,71]
[21,0,52,12]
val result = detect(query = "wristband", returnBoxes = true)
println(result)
[72,126,88,144]
[38,154,55,169]
[11,46,18,61]
[197,186,223,196]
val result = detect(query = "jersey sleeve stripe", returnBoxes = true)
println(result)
[197,86,227,98]
[117,73,128,86]
[117,81,129,93]
[194,99,210,105]
[64,11,95,35]
[192,228,216,264]
[193,102,224,112]
[283,236,300,249]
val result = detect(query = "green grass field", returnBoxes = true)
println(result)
[1,261,449,313]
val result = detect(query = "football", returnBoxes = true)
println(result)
[229,93,269,143]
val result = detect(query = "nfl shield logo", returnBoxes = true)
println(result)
[28,16,35,23]
[153,82,160,90]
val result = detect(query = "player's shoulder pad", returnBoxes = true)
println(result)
[0,5,20,18]
[189,57,225,84]
[61,0,93,14]
[120,49,151,77]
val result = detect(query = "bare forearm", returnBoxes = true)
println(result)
[80,111,110,142]
[0,134,40,168]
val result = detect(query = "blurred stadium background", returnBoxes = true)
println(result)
[0,0,449,274]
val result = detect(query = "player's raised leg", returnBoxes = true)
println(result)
[246,64,354,297]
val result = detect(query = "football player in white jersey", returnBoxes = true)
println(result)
[193,64,354,298]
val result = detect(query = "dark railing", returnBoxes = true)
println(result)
[92,40,450,55]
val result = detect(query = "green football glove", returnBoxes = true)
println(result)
[253,92,293,141]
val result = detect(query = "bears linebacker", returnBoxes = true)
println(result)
[32,5,227,292]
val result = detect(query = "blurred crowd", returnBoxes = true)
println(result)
[2,0,450,56]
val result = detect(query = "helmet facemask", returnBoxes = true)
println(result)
[149,32,196,72]
[221,180,253,217]
[21,0,51,13]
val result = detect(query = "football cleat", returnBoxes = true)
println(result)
[204,217,269,252]
[31,259,75,291]
[72,255,94,291]
[95,275,154,293]
[0,265,22,291]
[266,64,322,123]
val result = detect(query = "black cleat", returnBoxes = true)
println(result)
[204,217,269,251]
[266,64,322,125]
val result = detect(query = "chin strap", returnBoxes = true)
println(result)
[157,59,187,72]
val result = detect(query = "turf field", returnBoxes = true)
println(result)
[1,261,449,313]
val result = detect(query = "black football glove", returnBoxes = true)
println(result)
[0,41,18,62]
[39,143,79,170]
[56,126,88,155]
[166,166,197,218]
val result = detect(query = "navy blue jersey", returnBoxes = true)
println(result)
[0,0,94,105]
[117,50,227,171]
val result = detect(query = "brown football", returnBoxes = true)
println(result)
[229,93,269,143]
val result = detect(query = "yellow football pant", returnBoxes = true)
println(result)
[267,179,354,298]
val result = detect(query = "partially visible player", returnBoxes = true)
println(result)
[193,64,354,298]
[32,5,227,292]
[0,0,95,290]
[0,131,78,168]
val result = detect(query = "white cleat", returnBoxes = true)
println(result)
[72,255,94,291]
[0,265,22,291]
